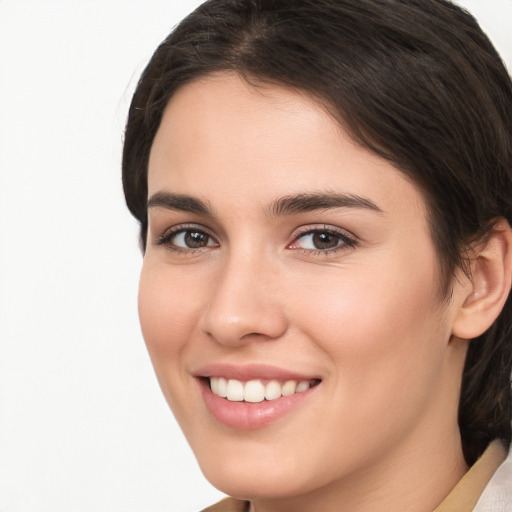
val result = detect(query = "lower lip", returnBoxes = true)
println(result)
[199,379,318,430]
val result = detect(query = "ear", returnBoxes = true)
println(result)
[451,218,512,340]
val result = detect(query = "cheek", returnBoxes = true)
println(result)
[138,261,201,362]
[283,264,450,466]
[137,260,212,427]
[289,253,447,396]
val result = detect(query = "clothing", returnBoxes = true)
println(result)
[201,441,511,512]
[473,444,512,512]
[202,497,248,512]
[434,441,508,512]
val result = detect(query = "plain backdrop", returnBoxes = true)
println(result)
[0,1,510,511]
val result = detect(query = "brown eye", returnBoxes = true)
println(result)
[165,229,217,250]
[310,232,341,250]
[295,230,345,250]
[289,227,357,253]
[183,231,210,248]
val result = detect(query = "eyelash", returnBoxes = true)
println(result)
[156,224,219,254]
[155,224,357,256]
[288,225,357,255]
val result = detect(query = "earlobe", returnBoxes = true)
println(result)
[452,218,512,340]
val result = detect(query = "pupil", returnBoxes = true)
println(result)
[312,232,338,249]
[185,231,208,248]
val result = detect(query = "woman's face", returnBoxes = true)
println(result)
[139,74,468,501]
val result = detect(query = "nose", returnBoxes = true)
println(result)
[199,254,288,346]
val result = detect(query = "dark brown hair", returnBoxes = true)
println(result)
[122,0,512,465]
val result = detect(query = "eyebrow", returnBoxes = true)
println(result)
[146,191,383,217]
[268,192,383,217]
[147,192,214,216]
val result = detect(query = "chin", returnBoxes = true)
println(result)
[201,464,307,502]
[191,433,330,501]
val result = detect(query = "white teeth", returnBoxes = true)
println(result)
[281,380,297,396]
[217,377,228,398]
[210,377,314,402]
[265,380,282,400]
[296,380,310,393]
[210,377,219,395]
[244,380,265,403]
[226,379,244,401]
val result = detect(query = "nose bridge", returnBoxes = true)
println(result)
[200,247,287,345]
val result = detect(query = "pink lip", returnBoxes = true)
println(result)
[194,364,321,430]
[194,363,318,382]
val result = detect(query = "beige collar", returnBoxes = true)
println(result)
[433,440,507,512]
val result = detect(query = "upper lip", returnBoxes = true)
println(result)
[194,363,320,382]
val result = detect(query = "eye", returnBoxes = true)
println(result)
[289,227,356,252]
[156,226,218,251]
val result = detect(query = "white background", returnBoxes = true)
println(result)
[0,1,510,511]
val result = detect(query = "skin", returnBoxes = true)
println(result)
[139,73,474,512]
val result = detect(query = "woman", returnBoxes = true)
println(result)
[122,0,512,510]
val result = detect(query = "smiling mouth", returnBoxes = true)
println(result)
[209,377,321,403]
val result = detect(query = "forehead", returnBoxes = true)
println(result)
[147,73,427,221]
